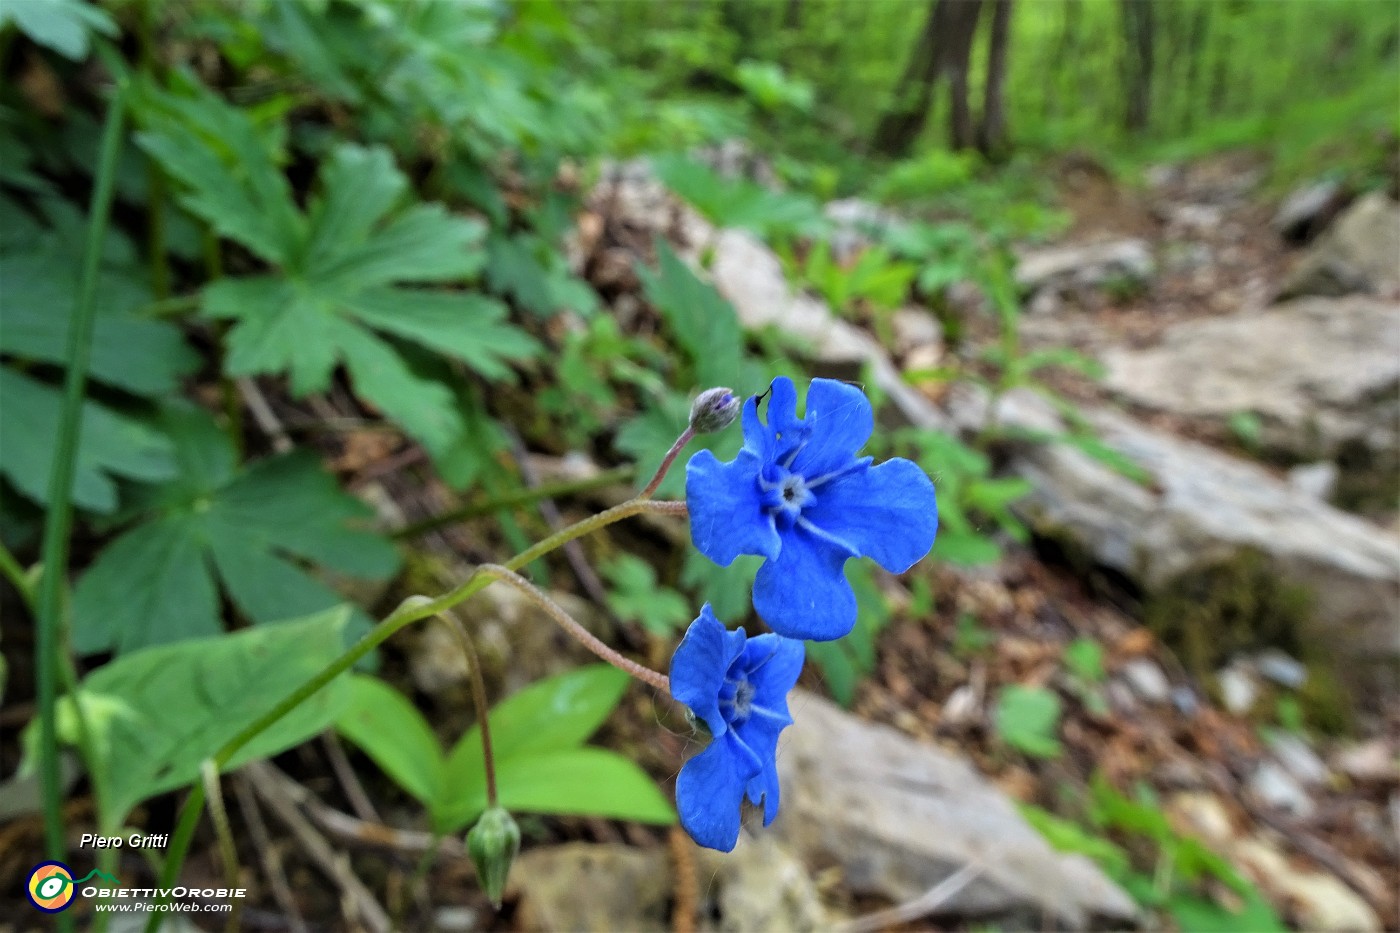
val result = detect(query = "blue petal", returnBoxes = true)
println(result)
[686,449,781,566]
[766,376,801,437]
[753,524,857,640]
[677,737,747,852]
[745,760,782,826]
[741,634,805,715]
[669,605,746,737]
[803,457,938,573]
[740,393,774,461]
[790,378,874,479]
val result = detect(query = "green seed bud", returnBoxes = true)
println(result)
[467,806,520,908]
[690,387,740,434]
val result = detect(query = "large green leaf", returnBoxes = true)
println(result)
[71,405,399,653]
[0,368,176,513]
[336,675,444,807]
[0,0,117,60]
[135,85,538,457]
[33,606,355,830]
[442,749,675,832]
[638,241,745,390]
[443,665,630,797]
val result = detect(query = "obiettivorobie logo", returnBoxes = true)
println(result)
[25,862,245,916]
[26,862,119,913]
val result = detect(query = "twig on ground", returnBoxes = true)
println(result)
[504,426,621,626]
[321,731,379,823]
[669,825,698,933]
[245,761,392,933]
[233,774,308,933]
[236,378,293,453]
[839,863,984,933]
[268,769,466,860]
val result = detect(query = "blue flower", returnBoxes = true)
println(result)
[670,604,804,852]
[685,376,938,641]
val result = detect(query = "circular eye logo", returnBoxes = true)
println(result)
[27,861,76,913]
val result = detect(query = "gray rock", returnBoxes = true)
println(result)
[509,844,670,933]
[1265,731,1330,786]
[773,691,1138,928]
[1288,462,1340,502]
[1332,739,1397,784]
[982,391,1400,689]
[432,906,479,932]
[1273,178,1346,243]
[1280,192,1400,298]
[890,306,943,357]
[1121,658,1172,703]
[1014,239,1154,296]
[1103,296,1400,462]
[701,228,954,434]
[825,198,906,262]
[1247,761,1315,818]
[697,835,828,932]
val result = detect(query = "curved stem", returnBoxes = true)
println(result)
[639,427,695,500]
[149,497,687,929]
[440,612,497,807]
[477,564,670,692]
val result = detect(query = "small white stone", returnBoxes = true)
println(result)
[1255,649,1309,689]
[1218,665,1260,715]
[1248,761,1315,818]
[1122,659,1171,703]
[1265,731,1330,786]
[1287,462,1339,502]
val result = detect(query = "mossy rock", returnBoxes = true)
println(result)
[1145,548,1355,732]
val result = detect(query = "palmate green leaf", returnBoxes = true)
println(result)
[134,79,302,266]
[0,199,199,397]
[142,117,538,456]
[601,554,691,636]
[335,675,444,807]
[32,606,355,830]
[71,405,399,653]
[0,368,177,514]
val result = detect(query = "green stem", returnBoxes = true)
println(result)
[392,466,634,540]
[35,82,126,876]
[442,613,497,806]
[0,538,34,610]
[147,496,687,932]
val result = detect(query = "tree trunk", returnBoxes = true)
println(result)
[943,0,986,151]
[1120,0,1155,133]
[977,0,1013,157]
[870,0,948,157]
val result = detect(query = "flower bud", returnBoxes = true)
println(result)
[466,806,520,908]
[689,387,740,434]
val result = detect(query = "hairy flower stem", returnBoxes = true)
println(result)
[639,427,696,500]
[36,84,126,884]
[476,565,670,692]
[441,612,498,806]
[148,497,688,931]
[200,762,243,933]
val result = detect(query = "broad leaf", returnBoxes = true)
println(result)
[71,405,399,653]
[638,241,745,390]
[441,748,675,831]
[336,675,444,806]
[0,368,176,513]
[31,607,355,830]
[0,198,198,397]
[136,85,538,456]
[443,665,630,795]
[995,685,1063,758]
[0,0,117,60]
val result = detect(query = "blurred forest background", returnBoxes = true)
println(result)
[0,0,1397,930]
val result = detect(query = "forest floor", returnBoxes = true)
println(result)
[1,151,1395,933]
